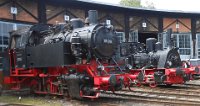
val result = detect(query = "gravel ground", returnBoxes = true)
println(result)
[2,83,197,106]
[185,80,200,85]
[0,94,168,106]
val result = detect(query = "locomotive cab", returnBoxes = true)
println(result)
[2,27,32,77]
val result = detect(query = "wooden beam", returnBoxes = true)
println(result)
[124,13,130,40]
[98,14,108,22]
[163,19,177,30]
[0,0,11,7]
[15,1,38,21]
[177,20,191,30]
[66,9,78,18]
[191,17,196,40]
[84,9,89,18]
[158,16,163,33]
[145,18,158,30]
[37,0,47,24]
[47,9,65,21]
[191,17,196,58]
[0,18,36,25]
[130,18,143,29]
[108,14,124,28]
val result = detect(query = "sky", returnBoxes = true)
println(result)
[92,0,200,12]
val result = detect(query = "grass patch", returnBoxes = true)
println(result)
[0,95,63,106]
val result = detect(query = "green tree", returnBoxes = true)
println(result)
[144,1,155,9]
[120,0,155,9]
[120,0,142,8]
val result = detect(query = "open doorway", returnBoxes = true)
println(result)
[138,32,157,44]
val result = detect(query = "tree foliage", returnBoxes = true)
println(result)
[120,0,142,8]
[144,1,155,9]
[120,0,155,9]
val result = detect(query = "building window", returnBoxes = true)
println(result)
[0,36,2,45]
[116,32,125,43]
[3,36,8,45]
[172,33,191,55]
[196,34,200,58]
[158,32,167,48]
[158,32,192,57]
[129,30,138,42]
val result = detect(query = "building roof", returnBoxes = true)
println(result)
[47,0,200,18]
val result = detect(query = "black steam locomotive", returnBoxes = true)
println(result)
[1,10,125,99]
[117,30,182,69]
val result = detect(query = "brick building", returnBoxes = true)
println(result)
[0,0,200,59]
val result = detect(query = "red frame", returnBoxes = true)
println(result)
[4,49,200,99]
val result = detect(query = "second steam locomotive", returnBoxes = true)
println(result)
[116,29,200,87]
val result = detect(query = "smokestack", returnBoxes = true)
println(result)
[88,10,98,25]
[146,38,157,53]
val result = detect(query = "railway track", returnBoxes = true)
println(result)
[184,83,200,87]
[2,83,200,106]
[99,84,200,106]
[101,91,200,106]
[123,88,200,99]
[137,85,200,95]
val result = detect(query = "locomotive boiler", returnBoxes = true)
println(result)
[10,10,117,68]
[1,10,133,99]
